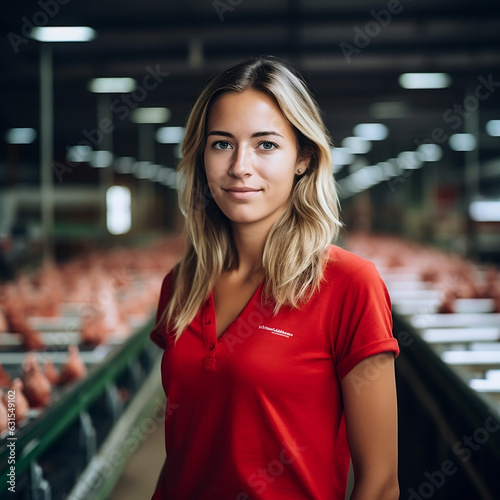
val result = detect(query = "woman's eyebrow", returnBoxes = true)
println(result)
[206,130,284,138]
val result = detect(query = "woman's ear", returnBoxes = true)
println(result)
[296,146,313,175]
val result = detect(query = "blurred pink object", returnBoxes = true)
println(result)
[22,354,51,408]
[59,346,87,385]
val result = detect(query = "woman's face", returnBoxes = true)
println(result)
[203,89,308,229]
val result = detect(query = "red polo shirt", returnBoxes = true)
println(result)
[150,245,399,500]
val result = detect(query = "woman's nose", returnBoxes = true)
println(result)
[228,146,252,178]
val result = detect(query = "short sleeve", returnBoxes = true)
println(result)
[333,262,399,381]
[150,269,175,349]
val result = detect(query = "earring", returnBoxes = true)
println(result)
[296,168,303,174]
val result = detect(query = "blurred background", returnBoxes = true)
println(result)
[1,1,500,499]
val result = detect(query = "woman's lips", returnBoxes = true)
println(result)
[223,187,261,200]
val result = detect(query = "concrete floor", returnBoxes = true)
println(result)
[110,420,165,500]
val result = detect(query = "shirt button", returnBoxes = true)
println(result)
[205,319,211,325]
[208,343,215,351]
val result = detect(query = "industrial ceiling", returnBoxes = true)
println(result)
[2,0,500,192]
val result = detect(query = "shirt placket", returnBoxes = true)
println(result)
[202,296,217,370]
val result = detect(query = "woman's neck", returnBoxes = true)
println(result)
[230,222,269,281]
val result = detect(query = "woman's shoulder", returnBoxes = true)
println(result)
[324,244,381,282]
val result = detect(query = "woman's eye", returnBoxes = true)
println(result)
[259,141,278,150]
[213,140,232,150]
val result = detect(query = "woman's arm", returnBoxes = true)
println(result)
[341,352,399,500]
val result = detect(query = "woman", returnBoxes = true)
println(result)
[150,56,399,500]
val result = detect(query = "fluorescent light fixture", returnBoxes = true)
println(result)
[31,26,97,42]
[145,164,160,180]
[353,123,389,141]
[416,144,443,162]
[469,200,500,222]
[132,161,152,179]
[155,166,178,188]
[156,126,185,144]
[106,186,131,235]
[5,128,37,144]
[67,145,92,163]
[331,147,354,172]
[399,73,451,89]
[114,157,136,174]
[130,107,171,124]
[469,379,500,392]
[487,370,500,380]
[90,150,113,168]
[486,120,500,137]
[377,161,397,179]
[449,133,477,151]
[442,350,500,364]
[355,166,384,188]
[397,151,422,170]
[162,171,178,189]
[88,78,136,93]
[341,136,371,154]
[155,166,175,183]
[341,165,385,195]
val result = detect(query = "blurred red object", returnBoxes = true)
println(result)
[44,359,60,386]
[22,354,51,408]
[58,345,87,385]
[0,393,7,433]
[0,364,11,388]
[5,378,29,424]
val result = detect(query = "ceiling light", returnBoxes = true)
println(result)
[161,171,178,189]
[341,136,371,154]
[397,151,422,170]
[353,123,389,141]
[449,133,477,152]
[107,186,131,235]
[88,78,136,93]
[90,150,113,168]
[114,157,136,174]
[486,120,500,137]
[67,145,92,163]
[469,200,500,222]
[130,107,171,124]
[399,73,451,89]
[5,128,37,144]
[132,161,152,179]
[331,147,354,171]
[377,161,397,179]
[416,144,443,162]
[155,167,174,183]
[30,26,97,42]
[145,164,160,180]
[156,127,185,144]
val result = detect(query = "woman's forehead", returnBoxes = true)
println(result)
[206,89,293,137]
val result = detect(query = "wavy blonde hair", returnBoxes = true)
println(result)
[158,56,342,341]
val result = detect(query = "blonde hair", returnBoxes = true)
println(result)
[159,56,342,341]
